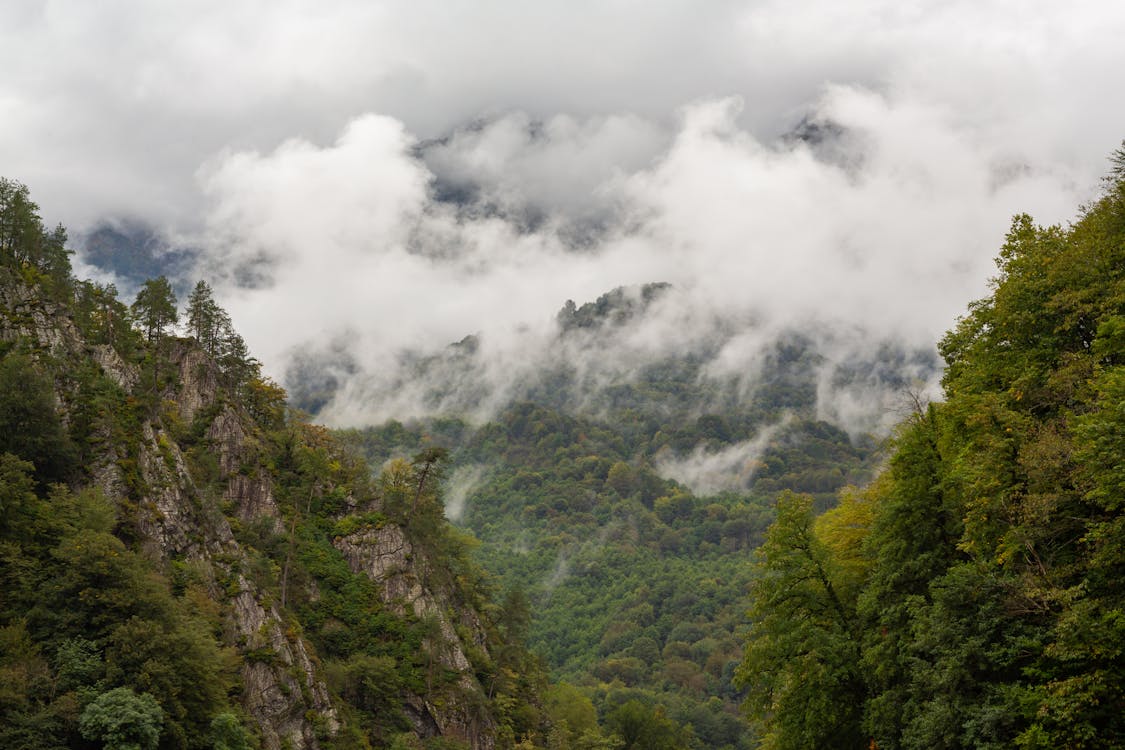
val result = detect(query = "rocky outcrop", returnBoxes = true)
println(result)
[169,358,340,747]
[172,344,220,423]
[1,275,509,750]
[92,342,140,390]
[1,280,339,750]
[134,420,220,559]
[230,575,340,749]
[335,525,498,750]
[0,278,80,354]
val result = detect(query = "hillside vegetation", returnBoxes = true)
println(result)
[0,177,550,750]
[343,331,882,749]
[738,145,1125,749]
[4,138,1121,750]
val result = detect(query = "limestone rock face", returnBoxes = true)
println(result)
[171,343,219,423]
[0,281,79,354]
[92,343,140,390]
[231,576,339,750]
[0,276,508,750]
[335,526,498,750]
[0,279,339,750]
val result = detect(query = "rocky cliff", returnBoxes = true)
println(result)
[0,268,532,749]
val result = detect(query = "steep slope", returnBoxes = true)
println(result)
[0,178,544,750]
[738,144,1125,748]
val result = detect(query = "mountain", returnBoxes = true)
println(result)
[332,289,892,748]
[0,177,548,750]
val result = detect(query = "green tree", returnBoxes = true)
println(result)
[210,713,253,750]
[736,491,865,749]
[856,407,961,748]
[131,276,178,343]
[0,353,75,484]
[0,453,39,537]
[185,280,230,357]
[545,684,600,747]
[219,329,260,390]
[0,177,37,261]
[78,687,164,750]
[75,280,138,353]
[606,700,689,750]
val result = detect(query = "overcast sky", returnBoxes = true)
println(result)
[4,0,1124,429]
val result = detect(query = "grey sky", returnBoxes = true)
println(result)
[3,0,1123,429]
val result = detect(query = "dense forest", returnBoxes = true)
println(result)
[339,321,882,749]
[738,145,1125,748]
[2,139,1122,750]
[0,177,551,750]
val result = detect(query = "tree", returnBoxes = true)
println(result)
[545,684,600,747]
[219,329,260,389]
[736,491,866,749]
[185,280,230,357]
[856,408,961,748]
[75,280,137,353]
[210,713,252,750]
[0,177,72,296]
[606,700,689,750]
[0,178,42,263]
[78,687,163,750]
[131,276,178,343]
[0,353,75,484]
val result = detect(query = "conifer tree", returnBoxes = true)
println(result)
[185,279,229,356]
[131,276,178,343]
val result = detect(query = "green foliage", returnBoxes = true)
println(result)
[54,636,105,693]
[545,684,599,744]
[0,449,239,750]
[0,177,72,299]
[78,687,164,750]
[186,280,229,357]
[131,276,178,343]
[210,713,254,750]
[0,352,76,484]
[740,147,1125,749]
[736,492,865,749]
[605,700,690,750]
[345,391,855,749]
[74,279,140,355]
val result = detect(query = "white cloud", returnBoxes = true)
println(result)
[2,0,1122,435]
[184,82,1092,430]
[656,418,791,495]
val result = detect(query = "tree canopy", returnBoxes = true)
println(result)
[738,146,1125,749]
[131,276,178,343]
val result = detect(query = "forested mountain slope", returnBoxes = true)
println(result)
[0,178,546,750]
[739,145,1125,749]
[340,308,886,748]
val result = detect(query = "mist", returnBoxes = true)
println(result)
[195,88,1085,434]
[656,418,792,495]
[444,464,486,522]
[4,0,1122,438]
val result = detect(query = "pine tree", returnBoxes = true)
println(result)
[131,276,178,343]
[185,280,229,356]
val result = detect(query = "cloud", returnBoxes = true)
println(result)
[420,111,669,239]
[656,418,791,495]
[3,0,1123,437]
[185,83,1090,433]
[443,464,486,522]
[7,1,1121,230]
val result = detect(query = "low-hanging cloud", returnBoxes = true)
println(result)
[3,0,1122,439]
[656,417,792,495]
[190,85,1089,434]
[4,1,1122,229]
[443,464,486,522]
